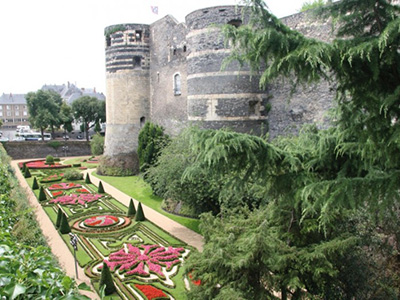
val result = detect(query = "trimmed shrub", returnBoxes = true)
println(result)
[24,167,31,178]
[90,133,105,155]
[54,157,61,162]
[38,186,47,201]
[45,155,55,165]
[99,262,116,296]
[32,177,39,190]
[59,213,71,234]
[135,202,145,221]
[127,199,136,217]
[98,181,105,193]
[72,163,81,167]
[85,173,91,184]
[56,207,63,228]
[21,163,26,172]
[63,169,83,181]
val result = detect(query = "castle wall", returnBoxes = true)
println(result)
[149,16,189,135]
[267,11,335,138]
[104,24,150,157]
[185,6,269,135]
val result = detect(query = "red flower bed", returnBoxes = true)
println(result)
[134,284,168,300]
[76,188,90,193]
[52,191,63,197]
[83,215,119,227]
[19,160,71,169]
[41,173,64,183]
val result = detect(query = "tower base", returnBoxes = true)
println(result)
[97,152,139,176]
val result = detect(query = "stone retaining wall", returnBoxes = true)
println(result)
[3,141,91,160]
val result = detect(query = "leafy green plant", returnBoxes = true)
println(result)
[46,155,55,165]
[63,169,83,181]
[56,207,63,228]
[90,133,104,155]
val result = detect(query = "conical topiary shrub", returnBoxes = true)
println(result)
[127,199,136,217]
[24,167,31,178]
[99,262,116,296]
[59,213,71,234]
[135,202,145,221]
[38,186,47,201]
[85,173,91,184]
[32,177,39,190]
[21,163,26,172]
[56,207,63,228]
[98,181,105,193]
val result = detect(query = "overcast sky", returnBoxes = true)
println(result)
[0,0,307,95]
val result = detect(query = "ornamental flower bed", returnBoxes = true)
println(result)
[49,193,102,206]
[134,284,169,300]
[41,173,64,183]
[52,191,63,197]
[20,160,72,169]
[84,215,119,228]
[104,244,185,279]
[76,188,90,193]
[48,182,82,190]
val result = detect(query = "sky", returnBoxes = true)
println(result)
[0,0,308,95]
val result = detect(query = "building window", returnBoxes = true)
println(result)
[6,105,10,110]
[183,45,187,52]
[173,73,181,96]
[15,106,19,110]
[0,112,2,117]
[135,31,142,42]
[106,36,111,47]
[23,111,27,116]
[6,111,11,117]
[15,111,19,116]
[133,56,141,69]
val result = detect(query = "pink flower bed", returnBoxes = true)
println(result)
[48,182,82,190]
[83,215,119,227]
[104,244,185,279]
[49,193,102,206]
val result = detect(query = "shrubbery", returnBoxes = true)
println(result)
[90,133,104,155]
[63,169,83,181]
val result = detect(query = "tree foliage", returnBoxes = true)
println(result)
[184,0,400,298]
[90,133,104,155]
[26,90,62,140]
[72,96,105,141]
[138,122,170,172]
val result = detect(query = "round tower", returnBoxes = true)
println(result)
[185,6,269,134]
[99,23,150,176]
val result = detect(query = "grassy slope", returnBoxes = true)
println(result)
[92,173,200,234]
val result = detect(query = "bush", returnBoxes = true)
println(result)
[32,177,39,190]
[85,173,91,184]
[59,213,71,234]
[98,181,105,193]
[99,262,116,295]
[90,133,105,155]
[135,202,145,221]
[46,155,55,165]
[38,186,47,201]
[138,122,170,172]
[73,163,81,167]
[63,169,83,181]
[127,199,136,217]
[24,167,31,178]
[56,208,63,228]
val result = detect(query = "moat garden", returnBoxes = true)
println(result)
[17,155,202,299]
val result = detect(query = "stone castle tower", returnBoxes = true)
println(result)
[99,6,334,175]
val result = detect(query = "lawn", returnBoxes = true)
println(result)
[92,172,201,233]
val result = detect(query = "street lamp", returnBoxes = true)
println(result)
[69,233,79,279]
[62,146,69,157]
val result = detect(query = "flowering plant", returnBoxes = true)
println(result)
[41,173,64,183]
[83,215,119,227]
[49,193,102,205]
[48,182,81,190]
[76,188,90,193]
[134,284,168,300]
[104,244,185,279]
[52,191,63,197]
[21,160,71,169]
